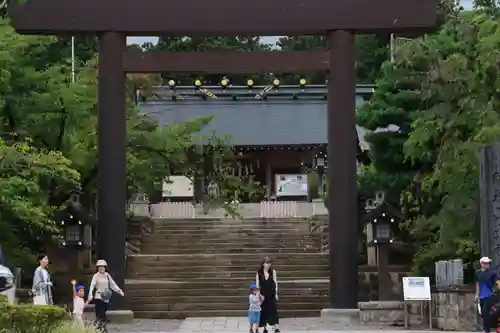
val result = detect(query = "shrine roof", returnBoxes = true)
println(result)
[138,84,394,148]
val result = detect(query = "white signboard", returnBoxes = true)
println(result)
[162,176,193,198]
[275,174,308,197]
[402,277,431,301]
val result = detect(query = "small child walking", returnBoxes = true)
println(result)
[249,284,264,333]
[71,280,86,327]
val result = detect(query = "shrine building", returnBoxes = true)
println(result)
[138,80,375,202]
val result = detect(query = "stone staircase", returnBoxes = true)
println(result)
[125,218,330,319]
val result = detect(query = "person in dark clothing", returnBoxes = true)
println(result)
[476,256,500,333]
[256,257,280,333]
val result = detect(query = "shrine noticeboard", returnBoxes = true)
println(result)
[402,277,431,301]
[275,174,308,197]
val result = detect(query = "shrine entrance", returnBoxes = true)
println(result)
[9,0,438,311]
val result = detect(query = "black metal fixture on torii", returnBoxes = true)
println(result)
[8,0,438,312]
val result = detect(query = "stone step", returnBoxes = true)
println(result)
[125,287,328,297]
[139,247,319,254]
[127,295,328,304]
[146,235,314,243]
[129,301,326,312]
[132,309,320,319]
[140,242,319,249]
[150,224,310,233]
[142,235,319,243]
[129,260,327,268]
[129,253,328,262]
[128,257,328,267]
[126,263,329,273]
[125,279,329,290]
[142,240,320,247]
[153,218,309,224]
[150,228,311,235]
[127,269,329,279]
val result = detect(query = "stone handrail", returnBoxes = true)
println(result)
[309,215,329,252]
[125,241,140,256]
[125,216,154,256]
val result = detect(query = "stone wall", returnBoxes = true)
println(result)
[359,286,479,331]
[433,286,478,331]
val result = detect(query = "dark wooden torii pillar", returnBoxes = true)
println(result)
[9,0,437,311]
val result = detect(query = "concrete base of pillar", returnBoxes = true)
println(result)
[321,308,360,324]
[358,301,404,326]
[106,310,134,323]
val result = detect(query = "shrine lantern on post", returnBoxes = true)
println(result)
[55,190,93,249]
[313,151,327,199]
[372,213,395,245]
[364,191,400,300]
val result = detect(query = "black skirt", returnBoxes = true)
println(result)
[258,270,279,327]
[259,294,279,326]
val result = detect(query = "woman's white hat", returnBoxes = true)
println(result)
[96,259,107,267]
[480,256,492,263]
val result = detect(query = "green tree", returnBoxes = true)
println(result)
[150,36,272,85]
[0,138,80,266]
[356,62,422,204]
[276,35,390,84]
[359,6,500,275]
[0,20,261,264]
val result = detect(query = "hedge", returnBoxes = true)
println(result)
[0,295,70,333]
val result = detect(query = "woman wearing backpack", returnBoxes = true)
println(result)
[87,259,124,332]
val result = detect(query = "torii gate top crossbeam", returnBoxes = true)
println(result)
[9,0,438,36]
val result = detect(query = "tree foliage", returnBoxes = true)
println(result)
[150,36,273,85]
[0,21,260,266]
[0,138,79,265]
[277,35,390,84]
[358,5,500,275]
[140,35,389,86]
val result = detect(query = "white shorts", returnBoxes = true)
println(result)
[73,314,84,327]
[33,295,48,305]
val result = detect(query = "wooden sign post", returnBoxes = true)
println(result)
[9,0,438,312]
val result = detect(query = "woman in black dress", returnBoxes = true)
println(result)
[256,257,280,333]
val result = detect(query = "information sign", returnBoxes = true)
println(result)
[402,277,431,301]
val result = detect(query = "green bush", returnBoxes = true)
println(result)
[0,297,70,333]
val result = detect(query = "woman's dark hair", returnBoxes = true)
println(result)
[37,254,48,264]
[96,266,108,272]
[258,257,273,274]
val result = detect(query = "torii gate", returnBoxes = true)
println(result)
[9,0,437,312]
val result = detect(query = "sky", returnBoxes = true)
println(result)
[126,0,475,46]
[126,36,280,47]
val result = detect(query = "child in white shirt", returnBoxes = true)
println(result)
[249,284,265,333]
[71,280,86,327]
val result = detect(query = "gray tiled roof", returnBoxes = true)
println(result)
[139,99,369,147]
[138,98,369,147]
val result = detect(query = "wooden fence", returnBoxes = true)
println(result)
[128,201,320,218]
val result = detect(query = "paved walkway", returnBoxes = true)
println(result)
[107,317,473,333]
[177,317,384,332]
